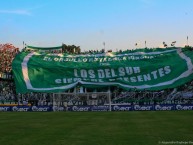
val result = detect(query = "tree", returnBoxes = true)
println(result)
[62,44,81,54]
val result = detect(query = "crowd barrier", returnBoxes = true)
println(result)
[0,104,193,112]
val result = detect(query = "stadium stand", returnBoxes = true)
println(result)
[1,43,193,111]
[0,44,19,105]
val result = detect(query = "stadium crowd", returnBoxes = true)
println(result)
[0,43,19,105]
[1,43,193,106]
[0,43,19,73]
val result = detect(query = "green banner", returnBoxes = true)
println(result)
[12,47,193,93]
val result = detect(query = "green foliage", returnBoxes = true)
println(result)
[62,44,81,54]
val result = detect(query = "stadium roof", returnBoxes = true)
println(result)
[26,45,62,50]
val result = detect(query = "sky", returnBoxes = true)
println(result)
[0,0,193,51]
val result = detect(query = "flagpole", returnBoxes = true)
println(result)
[187,36,189,46]
[145,41,147,48]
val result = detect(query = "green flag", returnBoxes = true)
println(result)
[12,47,193,93]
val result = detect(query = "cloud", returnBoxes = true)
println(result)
[0,9,32,16]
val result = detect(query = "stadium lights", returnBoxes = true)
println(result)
[103,42,105,52]
[187,36,189,46]
[171,41,176,47]
[135,43,138,48]
[163,42,167,48]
